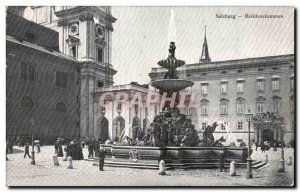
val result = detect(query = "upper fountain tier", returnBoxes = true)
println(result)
[151,42,194,92]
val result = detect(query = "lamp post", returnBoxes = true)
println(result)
[245,109,253,179]
[280,124,284,160]
[30,117,35,165]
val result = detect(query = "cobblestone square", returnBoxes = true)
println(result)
[6,146,294,187]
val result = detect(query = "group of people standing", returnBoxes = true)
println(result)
[54,139,84,160]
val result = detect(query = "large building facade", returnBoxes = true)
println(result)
[6,9,80,142]
[149,33,295,145]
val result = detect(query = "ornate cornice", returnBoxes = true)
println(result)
[79,13,94,21]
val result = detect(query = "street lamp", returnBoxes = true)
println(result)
[30,117,35,165]
[245,109,253,179]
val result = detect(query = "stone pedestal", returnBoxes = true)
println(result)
[287,156,292,165]
[53,155,59,166]
[229,161,236,176]
[159,160,166,175]
[278,159,285,172]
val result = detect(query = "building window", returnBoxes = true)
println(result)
[237,70,243,73]
[220,122,228,130]
[272,67,278,70]
[236,97,245,114]
[256,81,265,92]
[19,96,34,110]
[221,104,228,115]
[273,101,280,113]
[200,99,209,116]
[220,82,228,94]
[97,47,103,62]
[258,68,264,71]
[236,103,245,114]
[256,96,266,113]
[220,98,229,115]
[54,71,67,88]
[201,105,209,115]
[256,102,265,113]
[290,77,294,90]
[221,71,227,74]
[237,82,244,93]
[56,102,66,113]
[200,99,209,115]
[20,63,35,82]
[201,84,208,95]
[69,46,77,59]
[117,103,122,111]
[202,122,207,130]
[97,81,104,88]
[272,79,280,91]
[202,73,207,76]
[237,121,243,130]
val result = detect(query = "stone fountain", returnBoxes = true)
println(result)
[94,10,252,169]
[96,42,250,169]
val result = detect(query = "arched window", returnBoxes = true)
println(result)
[19,96,34,110]
[200,99,209,115]
[220,98,229,115]
[56,102,66,113]
[272,95,281,113]
[236,97,245,114]
[256,96,266,113]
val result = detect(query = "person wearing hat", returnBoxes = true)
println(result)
[24,143,31,158]
[98,148,106,171]
[54,140,59,154]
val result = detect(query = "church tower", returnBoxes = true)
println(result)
[199,26,211,63]
[27,6,117,138]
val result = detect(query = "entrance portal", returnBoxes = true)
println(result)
[262,129,274,142]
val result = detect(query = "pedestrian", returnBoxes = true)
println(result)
[219,151,227,172]
[261,142,265,153]
[88,140,94,158]
[54,141,58,154]
[36,143,41,153]
[57,142,63,157]
[98,148,106,171]
[255,142,258,151]
[24,143,31,158]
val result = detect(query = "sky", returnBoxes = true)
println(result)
[111,6,294,85]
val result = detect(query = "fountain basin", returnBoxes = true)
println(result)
[151,79,194,92]
[157,58,185,69]
[101,144,249,164]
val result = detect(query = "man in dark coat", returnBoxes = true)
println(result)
[24,143,31,158]
[88,140,94,158]
[57,142,63,157]
[54,141,58,154]
[261,142,265,153]
[98,148,106,171]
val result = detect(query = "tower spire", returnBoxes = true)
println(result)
[199,25,211,63]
